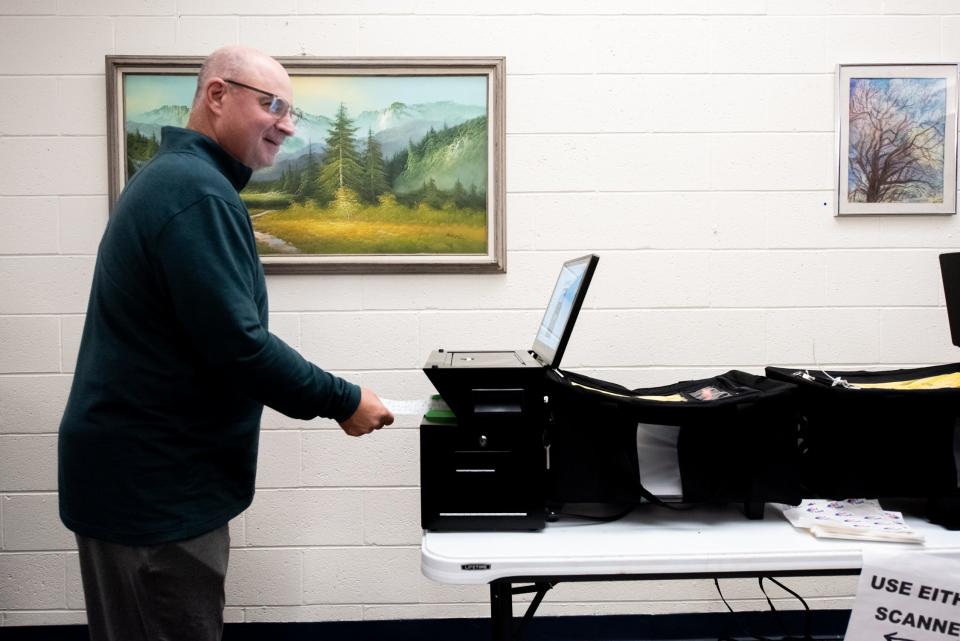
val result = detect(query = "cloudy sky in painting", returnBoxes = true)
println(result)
[291,75,486,116]
[124,72,487,120]
[124,74,196,116]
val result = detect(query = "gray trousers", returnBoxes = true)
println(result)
[75,525,230,641]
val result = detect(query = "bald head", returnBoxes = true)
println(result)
[192,46,287,108]
[187,46,295,170]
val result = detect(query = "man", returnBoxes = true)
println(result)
[58,46,394,641]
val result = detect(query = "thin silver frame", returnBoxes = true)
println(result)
[835,62,959,216]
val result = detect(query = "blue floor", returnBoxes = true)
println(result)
[0,611,850,641]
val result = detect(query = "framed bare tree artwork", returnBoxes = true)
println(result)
[837,63,958,216]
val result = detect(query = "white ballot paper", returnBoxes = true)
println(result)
[844,552,960,641]
[381,398,431,417]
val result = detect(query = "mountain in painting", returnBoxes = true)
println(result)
[124,100,488,193]
[393,116,487,193]
[279,111,333,155]
[126,104,191,139]
[354,101,486,157]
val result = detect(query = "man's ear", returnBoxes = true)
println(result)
[204,78,228,117]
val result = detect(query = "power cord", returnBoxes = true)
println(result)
[759,576,812,641]
[714,576,814,641]
[549,498,699,524]
[548,504,637,522]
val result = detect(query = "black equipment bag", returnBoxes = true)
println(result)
[545,369,802,519]
[765,364,960,529]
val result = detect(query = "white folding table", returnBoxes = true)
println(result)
[421,504,960,641]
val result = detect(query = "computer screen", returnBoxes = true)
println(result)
[531,254,599,367]
[942,252,960,347]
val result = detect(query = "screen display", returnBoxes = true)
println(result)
[532,254,598,367]
[942,252,960,347]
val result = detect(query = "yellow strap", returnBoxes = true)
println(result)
[635,394,688,402]
[569,380,688,402]
[854,371,960,391]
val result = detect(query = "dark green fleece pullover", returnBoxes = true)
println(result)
[59,127,360,545]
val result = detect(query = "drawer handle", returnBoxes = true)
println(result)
[439,512,528,517]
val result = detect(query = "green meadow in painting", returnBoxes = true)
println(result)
[123,74,489,256]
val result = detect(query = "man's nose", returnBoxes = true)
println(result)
[276,114,295,136]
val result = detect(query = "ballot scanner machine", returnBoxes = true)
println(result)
[420,254,599,532]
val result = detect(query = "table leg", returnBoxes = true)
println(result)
[490,580,513,641]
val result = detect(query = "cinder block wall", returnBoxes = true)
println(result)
[2,0,960,628]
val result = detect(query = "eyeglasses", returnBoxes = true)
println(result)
[223,79,302,124]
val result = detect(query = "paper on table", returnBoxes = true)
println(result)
[782,498,924,544]
[381,398,432,417]
[810,525,924,544]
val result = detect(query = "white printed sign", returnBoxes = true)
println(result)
[844,553,960,641]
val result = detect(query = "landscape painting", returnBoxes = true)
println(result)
[107,57,506,273]
[837,64,958,216]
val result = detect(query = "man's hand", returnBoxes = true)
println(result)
[338,387,394,437]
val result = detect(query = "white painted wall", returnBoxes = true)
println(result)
[2,0,959,628]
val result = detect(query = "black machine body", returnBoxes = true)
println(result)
[419,255,599,532]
